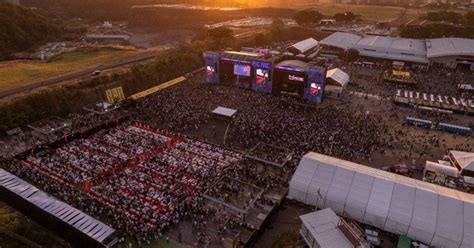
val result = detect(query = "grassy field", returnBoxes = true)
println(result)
[0,47,142,92]
[296,3,408,22]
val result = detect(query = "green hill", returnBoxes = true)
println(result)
[0,0,60,58]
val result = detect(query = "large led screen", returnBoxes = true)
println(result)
[234,64,251,77]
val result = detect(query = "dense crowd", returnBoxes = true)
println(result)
[8,123,242,244]
[136,75,388,161]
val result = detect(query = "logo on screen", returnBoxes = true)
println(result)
[289,75,304,82]
[206,66,215,77]
[310,83,321,95]
[256,69,269,84]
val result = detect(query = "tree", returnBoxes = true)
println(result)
[347,48,359,63]
[293,10,323,25]
[208,27,234,48]
[425,11,463,24]
[254,33,267,47]
[463,12,474,27]
[271,18,285,39]
[334,12,356,23]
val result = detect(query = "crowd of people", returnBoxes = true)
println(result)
[7,123,243,244]
[135,75,388,162]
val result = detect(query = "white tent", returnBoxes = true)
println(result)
[288,152,474,247]
[289,38,319,54]
[326,68,350,88]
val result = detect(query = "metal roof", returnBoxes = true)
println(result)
[426,38,474,58]
[0,169,116,244]
[320,32,362,50]
[354,36,428,64]
[300,208,353,248]
[289,152,474,248]
[290,38,319,54]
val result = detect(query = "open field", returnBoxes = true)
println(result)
[296,3,409,22]
[0,47,143,92]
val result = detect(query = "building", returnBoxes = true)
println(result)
[320,32,474,69]
[319,32,362,58]
[299,208,365,248]
[426,38,474,69]
[288,152,474,248]
[354,36,428,64]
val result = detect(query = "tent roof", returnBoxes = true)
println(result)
[450,150,474,172]
[212,106,237,118]
[300,208,353,248]
[289,152,474,248]
[326,68,350,88]
[289,38,319,54]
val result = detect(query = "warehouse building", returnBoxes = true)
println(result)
[320,32,474,69]
[354,36,429,64]
[319,32,362,58]
[426,38,474,69]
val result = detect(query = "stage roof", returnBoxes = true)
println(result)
[289,152,474,248]
[289,38,319,54]
[426,38,474,58]
[300,208,353,248]
[220,51,277,63]
[326,68,349,88]
[320,32,362,50]
[276,60,309,70]
[212,106,237,118]
[0,169,116,244]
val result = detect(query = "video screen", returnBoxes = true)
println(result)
[234,64,251,77]
[256,69,269,84]
[310,83,321,95]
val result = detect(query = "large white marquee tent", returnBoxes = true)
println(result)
[288,152,474,248]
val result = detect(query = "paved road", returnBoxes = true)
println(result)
[0,49,177,99]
